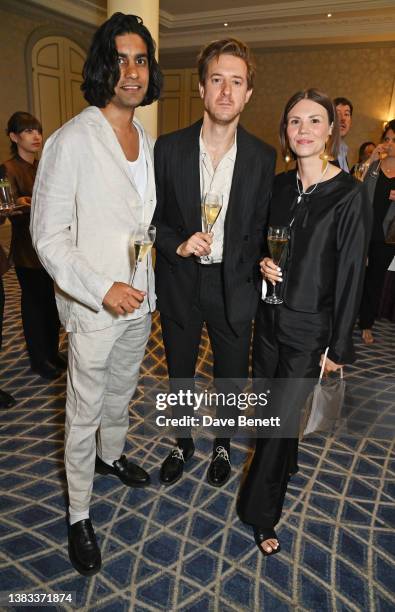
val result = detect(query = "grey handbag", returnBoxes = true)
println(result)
[300,348,345,439]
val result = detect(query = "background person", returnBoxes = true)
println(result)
[359,120,395,344]
[333,96,353,172]
[350,141,376,176]
[1,112,63,380]
[237,89,371,557]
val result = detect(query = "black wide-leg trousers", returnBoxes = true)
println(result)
[238,301,330,529]
[160,263,252,440]
[359,242,395,330]
[15,266,60,367]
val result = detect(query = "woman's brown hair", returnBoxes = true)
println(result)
[279,88,340,160]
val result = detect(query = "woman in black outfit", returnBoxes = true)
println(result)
[237,89,372,556]
[1,112,64,379]
[359,120,395,344]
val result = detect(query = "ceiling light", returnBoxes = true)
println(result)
[224,22,229,27]
[327,13,332,17]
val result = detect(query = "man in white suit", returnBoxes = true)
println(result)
[31,13,163,575]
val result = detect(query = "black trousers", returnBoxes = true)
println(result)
[160,263,252,441]
[15,266,60,366]
[237,302,330,529]
[359,242,395,330]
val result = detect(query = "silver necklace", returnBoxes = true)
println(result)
[296,163,329,204]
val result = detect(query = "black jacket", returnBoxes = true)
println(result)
[268,170,372,363]
[153,120,276,334]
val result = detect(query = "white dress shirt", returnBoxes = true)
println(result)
[338,140,349,173]
[199,131,237,263]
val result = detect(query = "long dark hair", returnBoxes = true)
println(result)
[6,111,42,156]
[81,12,163,108]
[279,88,340,161]
[382,119,395,140]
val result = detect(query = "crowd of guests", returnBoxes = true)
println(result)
[0,11,394,575]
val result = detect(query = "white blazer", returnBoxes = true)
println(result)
[31,106,156,332]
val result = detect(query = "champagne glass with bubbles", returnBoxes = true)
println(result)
[264,226,289,305]
[131,223,156,285]
[201,192,222,263]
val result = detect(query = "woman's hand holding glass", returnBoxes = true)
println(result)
[366,143,390,176]
[367,142,390,164]
[260,257,283,285]
[262,225,289,304]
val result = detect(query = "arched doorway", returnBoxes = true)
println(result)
[32,36,87,140]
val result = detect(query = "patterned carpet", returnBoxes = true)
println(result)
[0,268,394,611]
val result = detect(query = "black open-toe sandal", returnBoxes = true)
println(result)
[253,527,281,557]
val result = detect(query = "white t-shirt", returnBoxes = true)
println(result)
[127,122,147,202]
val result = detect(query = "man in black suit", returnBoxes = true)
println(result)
[154,38,276,487]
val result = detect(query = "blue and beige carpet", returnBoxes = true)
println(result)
[0,269,394,611]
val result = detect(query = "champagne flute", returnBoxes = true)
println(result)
[0,178,15,211]
[371,150,388,177]
[201,192,222,263]
[131,223,156,285]
[264,226,289,305]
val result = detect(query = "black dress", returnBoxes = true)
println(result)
[359,170,395,330]
[237,169,372,529]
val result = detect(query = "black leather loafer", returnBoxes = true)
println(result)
[159,443,195,486]
[68,518,101,576]
[0,389,17,410]
[95,454,150,487]
[207,446,231,487]
[31,360,62,380]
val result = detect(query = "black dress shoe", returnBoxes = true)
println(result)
[31,360,62,380]
[68,518,101,576]
[159,443,195,486]
[0,388,16,410]
[95,454,150,487]
[207,446,231,487]
[49,353,68,370]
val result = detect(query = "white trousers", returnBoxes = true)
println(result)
[64,314,151,515]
